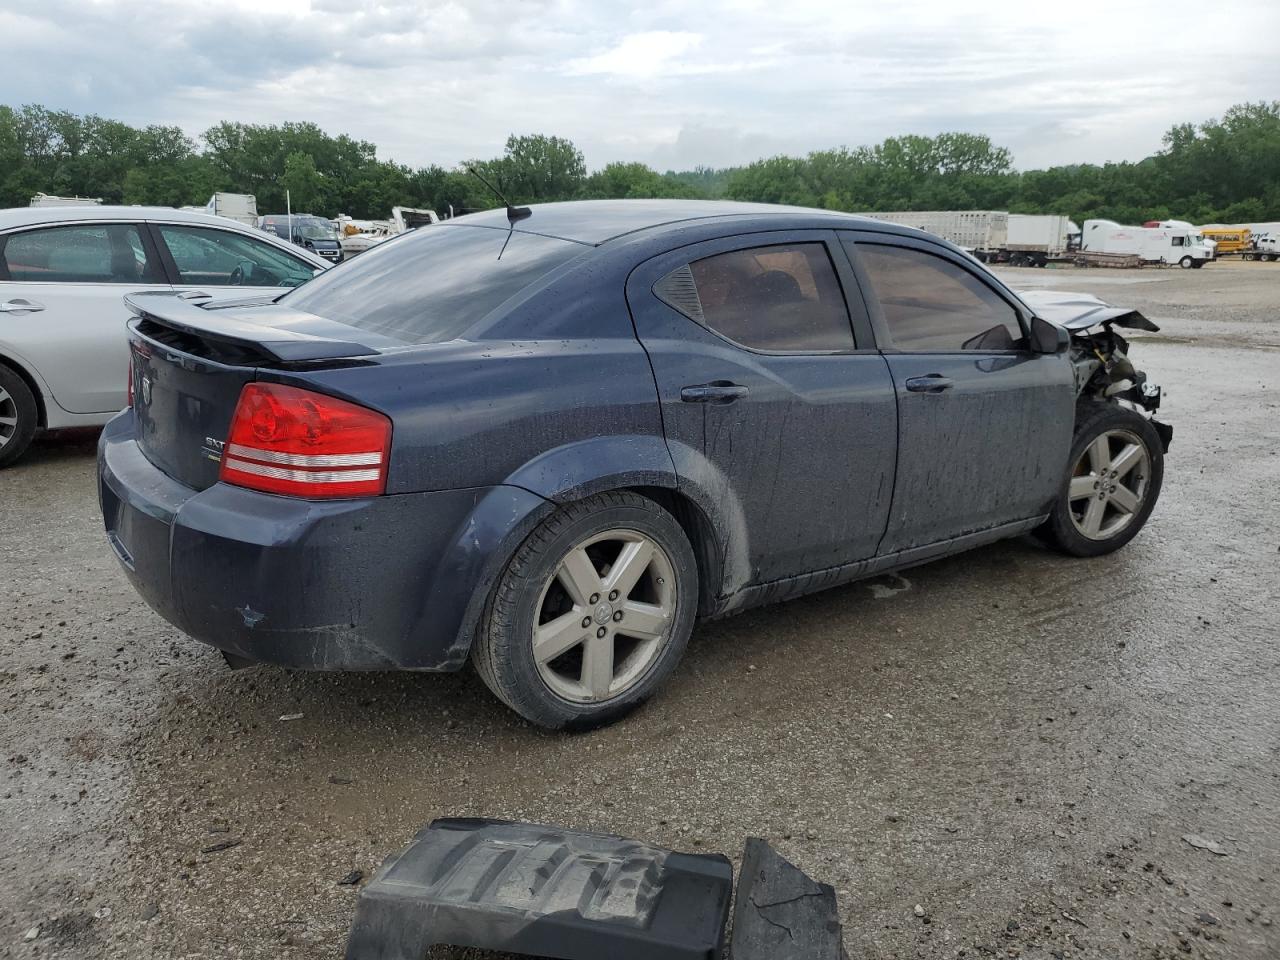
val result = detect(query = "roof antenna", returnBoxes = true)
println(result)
[466,166,532,225]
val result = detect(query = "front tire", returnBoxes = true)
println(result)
[0,364,38,468]
[1178,255,1194,269]
[1039,403,1164,557]
[473,491,698,730]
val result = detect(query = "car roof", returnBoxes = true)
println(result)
[0,205,261,231]
[444,199,877,246]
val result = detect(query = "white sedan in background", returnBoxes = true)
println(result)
[0,206,330,466]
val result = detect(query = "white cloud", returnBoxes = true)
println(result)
[565,31,704,78]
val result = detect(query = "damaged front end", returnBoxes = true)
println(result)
[1020,291,1173,451]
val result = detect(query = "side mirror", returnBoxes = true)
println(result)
[1030,315,1070,354]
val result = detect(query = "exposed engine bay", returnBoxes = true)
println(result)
[1019,290,1173,450]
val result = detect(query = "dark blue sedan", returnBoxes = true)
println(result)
[99,200,1169,728]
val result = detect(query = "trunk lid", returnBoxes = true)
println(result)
[125,291,393,491]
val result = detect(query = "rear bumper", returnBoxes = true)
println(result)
[97,410,547,671]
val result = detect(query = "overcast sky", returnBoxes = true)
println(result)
[4,0,1278,172]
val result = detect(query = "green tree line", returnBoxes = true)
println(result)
[2,101,1278,224]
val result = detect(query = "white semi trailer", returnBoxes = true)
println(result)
[1081,219,1215,269]
[853,210,1008,260]
[853,210,1082,265]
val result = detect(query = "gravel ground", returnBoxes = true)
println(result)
[2,261,1278,959]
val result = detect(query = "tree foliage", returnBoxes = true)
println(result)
[2,101,1278,223]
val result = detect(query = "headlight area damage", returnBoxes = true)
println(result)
[1020,290,1173,451]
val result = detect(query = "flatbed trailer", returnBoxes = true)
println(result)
[1070,251,1144,269]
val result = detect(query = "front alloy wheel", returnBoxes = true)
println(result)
[1039,402,1165,557]
[1067,429,1150,541]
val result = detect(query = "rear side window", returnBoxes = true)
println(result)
[849,242,1025,351]
[156,225,315,288]
[1,224,161,284]
[656,242,854,352]
[284,225,584,344]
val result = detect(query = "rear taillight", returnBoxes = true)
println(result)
[219,383,391,499]
[126,358,134,407]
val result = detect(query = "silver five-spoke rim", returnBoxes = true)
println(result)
[0,385,16,450]
[1068,428,1150,541]
[533,529,676,704]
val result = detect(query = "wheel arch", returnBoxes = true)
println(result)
[0,351,47,429]
[439,434,757,664]
[626,485,724,618]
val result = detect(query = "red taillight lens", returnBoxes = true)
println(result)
[126,358,134,408]
[219,383,391,499]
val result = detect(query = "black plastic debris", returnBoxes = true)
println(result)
[730,838,848,960]
[344,818,733,960]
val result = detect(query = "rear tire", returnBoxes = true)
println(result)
[1039,402,1164,558]
[0,364,38,469]
[473,491,698,730]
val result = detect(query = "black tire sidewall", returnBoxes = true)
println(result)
[1044,403,1164,557]
[477,492,698,730]
[0,364,38,468]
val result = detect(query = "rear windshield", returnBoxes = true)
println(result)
[283,224,584,344]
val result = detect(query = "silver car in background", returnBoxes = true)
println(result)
[0,206,330,466]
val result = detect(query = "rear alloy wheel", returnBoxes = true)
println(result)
[473,491,698,729]
[0,365,39,469]
[1039,403,1164,557]
[1178,255,1194,269]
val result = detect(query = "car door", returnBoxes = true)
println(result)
[146,223,319,299]
[839,231,1076,552]
[0,221,169,414]
[627,230,898,587]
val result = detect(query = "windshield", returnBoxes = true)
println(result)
[283,224,585,344]
[292,221,334,241]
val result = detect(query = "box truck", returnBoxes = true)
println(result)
[1004,214,1079,266]
[204,193,259,227]
[1081,219,1214,268]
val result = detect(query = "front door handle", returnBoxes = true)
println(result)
[0,299,46,314]
[905,374,953,394]
[680,381,749,404]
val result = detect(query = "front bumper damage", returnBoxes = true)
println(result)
[1020,290,1173,451]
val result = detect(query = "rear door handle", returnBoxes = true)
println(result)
[905,374,953,394]
[0,299,45,314]
[680,381,749,404]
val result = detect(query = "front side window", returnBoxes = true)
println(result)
[156,225,315,288]
[656,242,854,352]
[848,242,1025,352]
[0,224,160,284]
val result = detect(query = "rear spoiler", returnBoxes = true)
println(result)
[124,291,381,362]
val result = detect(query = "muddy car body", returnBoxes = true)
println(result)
[98,200,1170,728]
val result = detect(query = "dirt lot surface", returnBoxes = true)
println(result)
[2,261,1278,959]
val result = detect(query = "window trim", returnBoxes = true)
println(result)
[839,231,1033,356]
[0,221,168,286]
[640,229,874,357]
[145,221,319,288]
